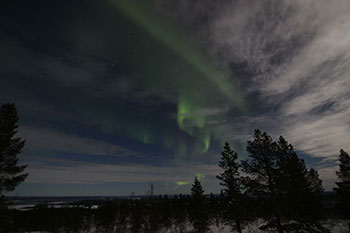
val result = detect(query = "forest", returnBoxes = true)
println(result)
[0,104,349,233]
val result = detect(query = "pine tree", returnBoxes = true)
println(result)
[217,142,244,233]
[334,149,350,231]
[191,177,204,198]
[208,193,220,227]
[0,103,28,195]
[0,103,28,232]
[276,136,327,233]
[241,129,283,233]
[189,177,210,233]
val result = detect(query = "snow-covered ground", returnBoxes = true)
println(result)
[166,220,349,233]
[19,221,350,233]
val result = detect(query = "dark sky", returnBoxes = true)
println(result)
[1,0,349,196]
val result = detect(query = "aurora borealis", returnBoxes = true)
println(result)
[111,0,246,156]
[1,0,350,195]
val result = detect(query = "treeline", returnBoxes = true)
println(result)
[1,188,345,233]
[3,129,350,233]
[0,104,349,232]
[210,129,349,233]
[0,193,338,233]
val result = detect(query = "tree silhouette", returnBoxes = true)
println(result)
[0,103,28,232]
[189,177,210,233]
[160,194,172,231]
[0,103,28,194]
[276,136,327,232]
[217,142,245,232]
[172,194,188,233]
[241,129,283,233]
[144,197,163,233]
[334,149,350,231]
[95,199,117,232]
[129,199,144,233]
[115,200,129,232]
[208,193,220,227]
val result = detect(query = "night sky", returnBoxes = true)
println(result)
[1,0,349,196]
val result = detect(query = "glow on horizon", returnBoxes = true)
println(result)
[176,181,191,186]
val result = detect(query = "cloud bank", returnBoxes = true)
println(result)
[159,0,350,160]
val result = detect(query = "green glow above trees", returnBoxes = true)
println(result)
[176,181,191,186]
[177,97,205,135]
[107,0,248,155]
[195,173,206,181]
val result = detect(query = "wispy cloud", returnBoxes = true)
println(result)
[25,160,220,184]
[169,0,350,160]
[177,107,226,118]
[19,126,142,158]
[2,0,349,194]
[318,166,339,191]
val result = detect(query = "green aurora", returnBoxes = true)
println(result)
[100,0,248,156]
[176,181,191,187]
[175,173,205,187]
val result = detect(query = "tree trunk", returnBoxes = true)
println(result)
[236,214,242,233]
[271,193,283,233]
[265,158,283,233]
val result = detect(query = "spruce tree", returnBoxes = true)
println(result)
[241,129,283,233]
[276,136,327,233]
[0,103,28,195]
[0,103,28,232]
[217,142,244,233]
[189,177,210,233]
[208,193,220,227]
[334,149,350,231]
